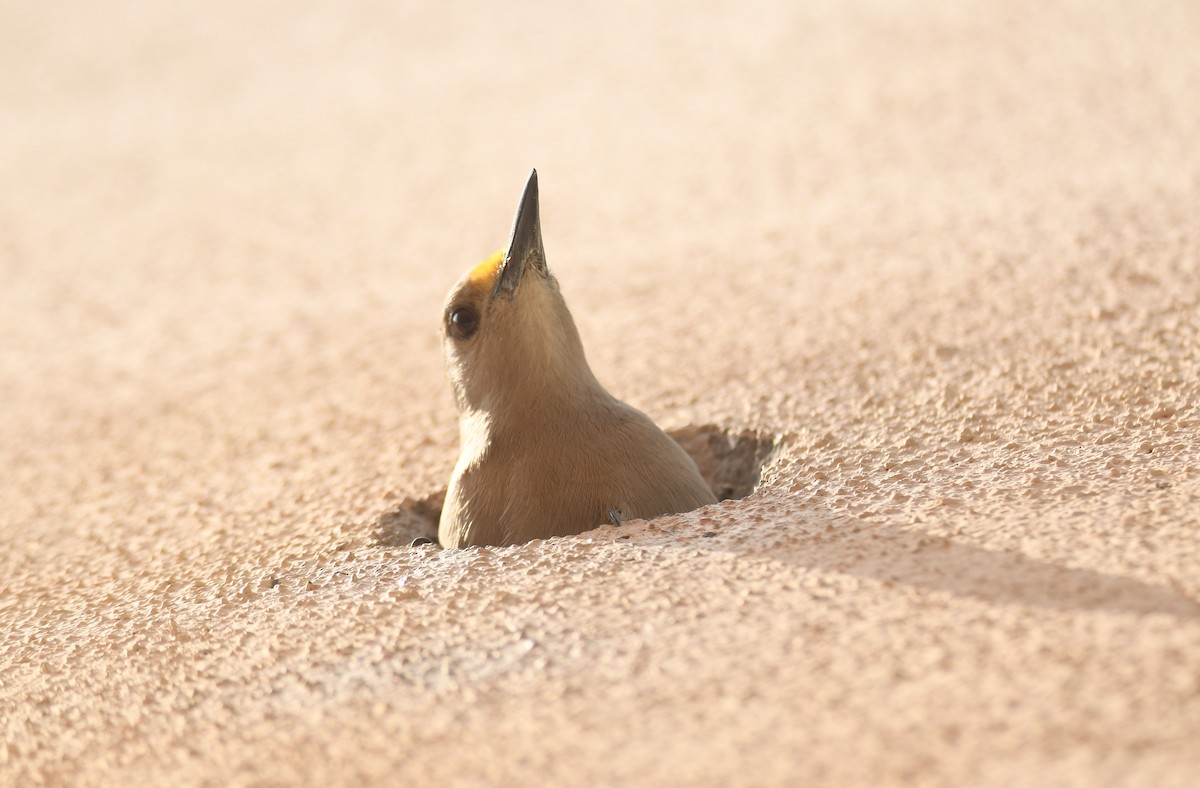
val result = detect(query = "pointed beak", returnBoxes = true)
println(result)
[494,169,547,298]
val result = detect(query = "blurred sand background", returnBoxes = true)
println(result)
[3,0,1199,784]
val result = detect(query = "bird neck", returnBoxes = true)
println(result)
[458,355,614,445]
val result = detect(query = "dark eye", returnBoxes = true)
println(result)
[448,305,479,340]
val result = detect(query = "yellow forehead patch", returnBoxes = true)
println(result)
[467,249,505,289]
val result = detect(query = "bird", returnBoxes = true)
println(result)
[437,170,717,548]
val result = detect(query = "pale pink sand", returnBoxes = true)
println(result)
[2,1,1199,784]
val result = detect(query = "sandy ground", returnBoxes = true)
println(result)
[3,0,1200,784]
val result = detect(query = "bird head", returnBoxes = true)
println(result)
[441,170,596,416]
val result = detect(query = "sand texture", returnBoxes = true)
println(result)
[3,1,1200,784]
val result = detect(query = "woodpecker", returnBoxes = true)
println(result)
[437,170,716,548]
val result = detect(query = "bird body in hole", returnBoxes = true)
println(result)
[437,170,716,548]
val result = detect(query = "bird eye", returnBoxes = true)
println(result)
[448,305,479,340]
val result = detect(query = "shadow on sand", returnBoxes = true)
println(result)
[687,507,1200,619]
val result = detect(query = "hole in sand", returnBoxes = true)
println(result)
[373,424,777,547]
[374,490,444,547]
[667,424,777,502]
